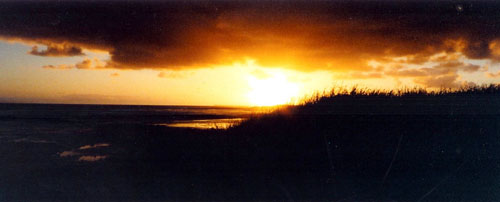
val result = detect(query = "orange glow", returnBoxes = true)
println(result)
[247,71,299,106]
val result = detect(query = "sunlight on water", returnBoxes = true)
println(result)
[59,142,111,162]
[78,155,108,162]
[155,118,245,129]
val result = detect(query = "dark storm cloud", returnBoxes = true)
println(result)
[1,1,500,70]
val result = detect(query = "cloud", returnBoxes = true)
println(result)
[29,44,84,57]
[424,62,481,75]
[110,72,120,77]
[42,58,107,70]
[486,71,500,78]
[75,58,105,69]
[414,74,462,89]
[42,64,74,70]
[414,74,476,89]
[340,59,482,87]
[1,1,500,71]
[374,59,483,88]
[460,64,481,73]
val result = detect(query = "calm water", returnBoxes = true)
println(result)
[0,103,270,200]
[0,103,269,163]
[0,103,270,128]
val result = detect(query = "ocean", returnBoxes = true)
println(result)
[0,103,271,156]
[0,103,267,153]
[0,103,275,200]
[0,103,270,128]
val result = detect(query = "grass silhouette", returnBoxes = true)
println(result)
[222,84,500,201]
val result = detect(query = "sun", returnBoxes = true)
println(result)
[247,71,299,106]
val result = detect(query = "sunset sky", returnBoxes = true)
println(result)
[1,1,500,106]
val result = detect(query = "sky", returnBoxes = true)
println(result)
[1,1,500,106]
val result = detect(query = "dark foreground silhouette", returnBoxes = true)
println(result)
[1,85,500,201]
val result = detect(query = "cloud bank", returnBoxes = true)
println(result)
[1,1,500,72]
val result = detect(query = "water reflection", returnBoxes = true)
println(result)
[79,143,110,150]
[11,138,55,144]
[78,155,108,162]
[154,118,245,129]
[59,142,110,162]
[59,150,80,157]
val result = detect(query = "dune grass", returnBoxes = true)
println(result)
[234,84,500,120]
[298,84,500,106]
[220,84,500,201]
